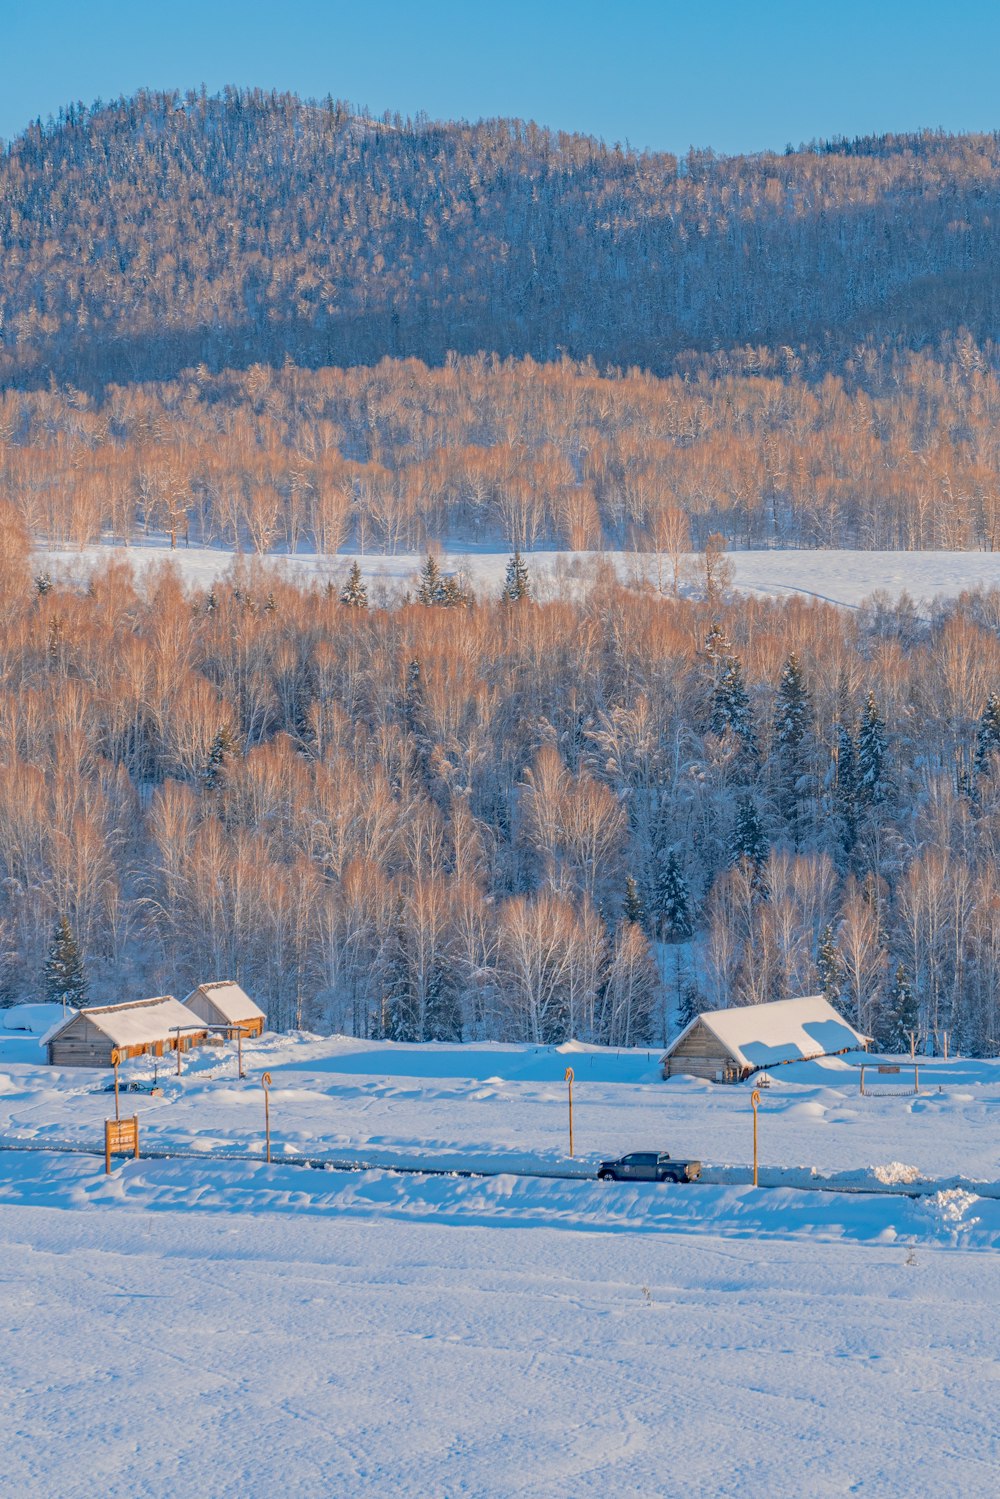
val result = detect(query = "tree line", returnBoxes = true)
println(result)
[8,340,1000,554]
[1,507,1000,1053]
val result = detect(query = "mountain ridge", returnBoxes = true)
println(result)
[3,88,1000,390]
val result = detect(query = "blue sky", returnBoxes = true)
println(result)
[4,0,999,155]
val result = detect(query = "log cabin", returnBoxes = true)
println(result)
[183,981,265,1037]
[46,996,209,1068]
[661,995,869,1082]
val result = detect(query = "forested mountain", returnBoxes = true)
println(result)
[6,91,1000,1052]
[3,89,1000,389]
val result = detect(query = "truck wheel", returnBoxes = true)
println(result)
[598,1170,615,1182]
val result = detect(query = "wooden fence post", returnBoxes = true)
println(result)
[564,1067,575,1158]
[262,1071,272,1163]
[751,1089,761,1187]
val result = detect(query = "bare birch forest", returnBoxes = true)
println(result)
[0,509,998,1051]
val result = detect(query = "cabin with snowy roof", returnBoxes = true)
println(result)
[661,995,868,1083]
[46,996,209,1068]
[183,981,265,1037]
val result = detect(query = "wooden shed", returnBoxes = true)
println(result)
[46,996,209,1068]
[661,995,868,1083]
[183,981,265,1037]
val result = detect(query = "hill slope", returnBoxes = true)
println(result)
[3,89,1000,386]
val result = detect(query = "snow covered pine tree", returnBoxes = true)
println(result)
[340,561,369,608]
[44,916,88,1009]
[502,551,531,602]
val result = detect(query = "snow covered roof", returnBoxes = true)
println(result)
[184,981,265,1025]
[3,1003,73,1035]
[49,996,207,1048]
[663,995,867,1071]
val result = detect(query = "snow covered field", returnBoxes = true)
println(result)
[39,538,1000,609]
[1,1031,998,1188]
[2,1151,999,1497]
[3,1033,999,1495]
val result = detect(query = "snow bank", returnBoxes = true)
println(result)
[2,1151,997,1252]
[2,1003,70,1035]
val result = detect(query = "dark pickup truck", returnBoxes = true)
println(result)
[597,1151,702,1184]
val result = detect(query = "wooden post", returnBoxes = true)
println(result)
[751,1088,761,1188]
[262,1071,272,1163]
[564,1067,575,1158]
[238,1025,244,1080]
[943,1031,949,1061]
[111,1048,121,1121]
[859,1065,865,1096]
[914,1065,920,1094]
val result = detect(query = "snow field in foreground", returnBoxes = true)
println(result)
[3,1035,1000,1496]
[40,539,1000,609]
[2,1159,998,1499]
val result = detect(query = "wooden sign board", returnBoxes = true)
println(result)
[105,1115,139,1174]
[878,1064,901,1075]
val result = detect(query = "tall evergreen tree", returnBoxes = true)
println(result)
[340,560,369,608]
[880,962,918,1054]
[437,572,472,608]
[733,797,769,871]
[502,551,531,602]
[405,658,425,735]
[678,982,703,1031]
[380,912,418,1042]
[623,874,645,927]
[404,658,432,785]
[710,652,757,758]
[974,691,1000,775]
[772,653,814,839]
[204,724,237,791]
[416,554,443,605]
[857,689,888,805]
[424,960,462,1042]
[44,916,87,1008]
[832,712,859,858]
[817,923,841,1008]
[774,653,811,754]
[654,850,692,942]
